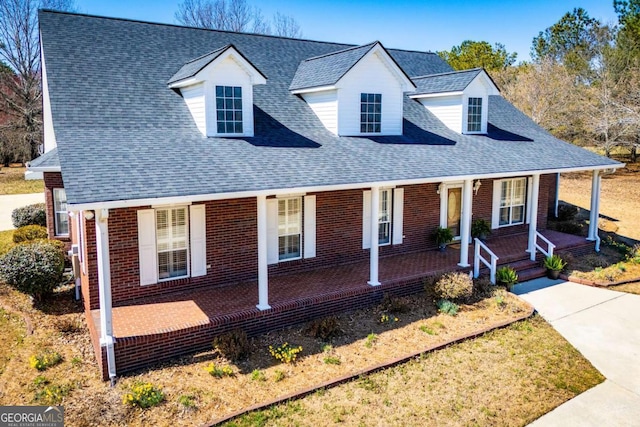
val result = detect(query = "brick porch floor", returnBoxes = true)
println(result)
[92,230,591,340]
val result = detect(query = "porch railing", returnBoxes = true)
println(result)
[534,231,555,259]
[474,238,499,284]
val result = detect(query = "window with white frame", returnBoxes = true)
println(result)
[467,97,482,132]
[53,188,68,236]
[378,189,392,244]
[215,85,243,134]
[498,178,526,226]
[156,207,189,279]
[360,93,382,133]
[278,197,302,261]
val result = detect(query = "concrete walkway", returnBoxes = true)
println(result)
[513,278,640,426]
[0,193,45,231]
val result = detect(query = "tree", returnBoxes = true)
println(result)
[0,0,76,165]
[437,40,516,72]
[175,0,302,37]
[531,7,601,78]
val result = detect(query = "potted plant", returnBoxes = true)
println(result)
[471,219,491,241]
[496,266,518,291]
[433,226,453,252]
[544,255,566,279]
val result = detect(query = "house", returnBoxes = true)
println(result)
[29,10,622,382]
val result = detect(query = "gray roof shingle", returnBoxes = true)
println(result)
[411,68,483,95]
[38,11,620,206]
[28,147,60,169]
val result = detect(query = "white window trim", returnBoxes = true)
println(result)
[214,85,244,136]
[439,182,464,240]
[359,92,382,135]
[156,206,190,282]
[378,188,392,246]
[277,197,303,262]
[363,187,403,249]
[466,97,483,134]
[53,188,69,237]
[492,177,527,229]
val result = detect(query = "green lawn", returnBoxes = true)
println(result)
[0,167,44,195]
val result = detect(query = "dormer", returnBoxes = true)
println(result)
[168,45,267,137]
[290,42,416,136]
[409,69,499,135]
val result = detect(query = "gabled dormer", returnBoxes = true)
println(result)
[168,45,267,137]
[290,42,416,136]
[409,69,499,135]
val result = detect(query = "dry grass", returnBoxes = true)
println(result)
[0,308,26,376]
[611,282,640,295]
[561,243,640,285]
[224,316,604,427]
[0,230,14,257]
[0,166,43,195]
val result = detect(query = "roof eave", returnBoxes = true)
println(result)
[290,85,337,95]
[409,91,464,99]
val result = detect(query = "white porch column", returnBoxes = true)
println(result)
[95,208,116,384]
[587,170,602,251]
[368,186,381,286]
[256,195,271,310]
[458,179,473,267]
[527,174,540,261]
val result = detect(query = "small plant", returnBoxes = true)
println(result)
[433,226,454,250]
[273,370,286,382]
[379,314,399,324]
[471,219,491,240]
[419,325,435,335]
[122,382,165,408]
[305,316,341,340]
[496,266,518,289]
[251,369,266,382]
[544,255,567,272]
[204,363,234,378]
[380,293,409,314]
[11,203,46,228]
[269,343,303,364]
[364,333,378,348]
[13,225,48,243]
[178,394,196,409]
[323,356,341,365]
[70,357,82,367]
[212,329,251,361]
[437,299,459,316]
[29,350,63,371]
[434,272,473,301]
[34,382,72,405]
[495,294,506,309]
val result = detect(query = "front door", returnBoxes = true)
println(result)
[440,184,463,240]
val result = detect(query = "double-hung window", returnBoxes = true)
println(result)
[215,85,243,134]
[467,97,482,132]
[498,178,526,226]
[278,197,302,261]
[378,189,392,245]
[156,207,189,280]
[53,188,69,236]
[360,93,381,133]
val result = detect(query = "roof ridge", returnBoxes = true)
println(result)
[411,68,482,80]
[301,41,379,62]
[183,44,231,65]
[388,47,438,55]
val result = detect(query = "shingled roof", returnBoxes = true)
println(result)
[38,11,621,207]
[411,68,485,95]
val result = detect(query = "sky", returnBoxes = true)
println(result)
[72,0,619,63]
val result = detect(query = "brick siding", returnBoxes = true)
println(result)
[43,172,71,250]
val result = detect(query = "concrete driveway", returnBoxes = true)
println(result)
[0,193,45,231]
[513,279,640,426]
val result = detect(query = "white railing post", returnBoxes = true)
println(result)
[474,240,481,278]
[474,238,499,285]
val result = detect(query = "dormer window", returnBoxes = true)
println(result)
[360,93,382,133]
[467,97,482,133]
[216,86,243,134]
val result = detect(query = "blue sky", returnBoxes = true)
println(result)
[73,1,618,62]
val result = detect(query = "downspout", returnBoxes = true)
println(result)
[554,173,560,218]
[94,209,117,385]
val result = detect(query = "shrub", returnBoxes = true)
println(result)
[29,350,63,371]
[437,299,459,316]
[305,316,341,340]
[556,204,578,221]
[269,343,303,364]
[212,329,250,361]
[554,221,584,236]
[473,276,493,297]
[496,266,518,289]
[380,293,409,314]
[204,363,234,378]
[0,240,64,301]
[11,203,46,228]
[13,225,48,243]
[434,272,473,301]
[471,219,491,239]
[122,382,165,408]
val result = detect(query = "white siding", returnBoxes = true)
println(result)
[337,51,404,136]
[201,56,255,137]
[181,83,206,136]
[301,90,338,135]
[462,77,490,134]
[41,41,56,152]
[419,95,463,133]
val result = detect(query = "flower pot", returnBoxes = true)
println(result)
[547,269,561,280]
[438,244,447,252]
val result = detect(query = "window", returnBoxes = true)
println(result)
[156,207,189,279]
[378,189,391,245]
[467,97,482,132]
[360,93,381,133]
[278,197,302,261]
[53,189,68,236]
[498,178,526,226]
[215,85,243,134]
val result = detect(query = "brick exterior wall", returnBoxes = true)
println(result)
[43,172,71,250]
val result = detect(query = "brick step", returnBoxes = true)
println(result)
[516,267,548,282]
